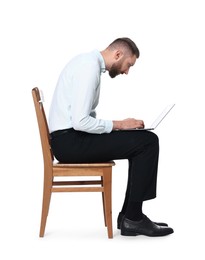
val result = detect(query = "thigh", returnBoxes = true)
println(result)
[51,129,158,163]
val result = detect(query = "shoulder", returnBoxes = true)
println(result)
[74,50,101,73]
[59,50,102,80]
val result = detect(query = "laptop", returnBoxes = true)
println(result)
[135,103,175,131]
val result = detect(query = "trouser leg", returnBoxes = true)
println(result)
[120,134,159,218]
[127,135,159,202]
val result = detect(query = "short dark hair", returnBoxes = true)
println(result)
[109,37,140,58]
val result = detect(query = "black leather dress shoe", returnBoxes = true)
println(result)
[117,212,168,229]
[121,215,174,237]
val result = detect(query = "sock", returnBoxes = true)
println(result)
[125,201,143,221]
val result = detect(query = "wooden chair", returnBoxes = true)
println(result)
[32,87,115,238]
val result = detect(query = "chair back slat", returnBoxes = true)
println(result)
[32,87,54,166]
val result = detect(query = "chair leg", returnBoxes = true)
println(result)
[101,176,107,227]
[102,168,113,239]
[39,171,52,237]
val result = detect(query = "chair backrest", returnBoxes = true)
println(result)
[32,87,54,168]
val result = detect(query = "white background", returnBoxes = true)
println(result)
[1,0,205,259]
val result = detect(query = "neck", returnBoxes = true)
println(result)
[100,49,112,71]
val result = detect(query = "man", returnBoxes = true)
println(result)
[49,37,174,237]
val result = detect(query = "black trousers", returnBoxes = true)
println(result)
[50,128,159,202]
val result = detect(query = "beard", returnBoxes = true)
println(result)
[109,62,122,78]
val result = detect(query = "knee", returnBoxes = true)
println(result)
[151,132,159,143]
[148,132,159,148]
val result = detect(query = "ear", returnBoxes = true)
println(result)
[114,50,123,61]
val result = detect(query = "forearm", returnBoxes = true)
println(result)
[72,115,113,134]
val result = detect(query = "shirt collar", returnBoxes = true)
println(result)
[93,49,106,73]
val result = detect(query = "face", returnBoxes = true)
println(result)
[109,54,137,78]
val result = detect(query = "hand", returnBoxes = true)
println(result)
[113,118,144,130]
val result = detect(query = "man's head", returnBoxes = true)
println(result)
[101,37,140,78]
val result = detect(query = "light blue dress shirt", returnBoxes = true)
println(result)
[49,50,113,134]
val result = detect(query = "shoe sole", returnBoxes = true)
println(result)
[121,230,174,237]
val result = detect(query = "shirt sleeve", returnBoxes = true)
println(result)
[70,62,113,134]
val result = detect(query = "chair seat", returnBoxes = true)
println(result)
[53,161,115,177]
[54,161,115,167]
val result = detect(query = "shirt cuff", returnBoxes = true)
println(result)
[104,120,113,133]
